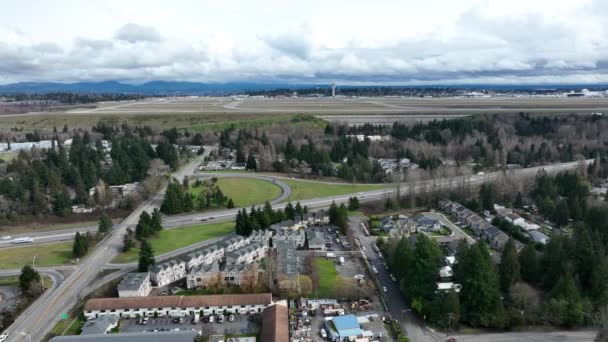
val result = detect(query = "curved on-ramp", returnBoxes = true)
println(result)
[190,172,291,204]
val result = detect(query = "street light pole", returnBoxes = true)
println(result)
[32,254,44,290]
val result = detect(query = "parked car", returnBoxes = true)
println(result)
[142,317,149,325]
[383,286,388,293]
[218,314,225,323]
[390,274,397,282]
[371,266,378,274]
[209,315,215,323]
[320,328,327,338]
[229,314,235,322]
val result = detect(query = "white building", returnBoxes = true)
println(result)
[225,242,268,264]
[180,246,224,270]
[83,293,274,319]
[117,273,152,298]
[149,260,187,287]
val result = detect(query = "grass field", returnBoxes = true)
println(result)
[284,179,384,202]
[0,242,74,269]
[217,178,282,207]
[113,221,234,263]
[313,258,341,298]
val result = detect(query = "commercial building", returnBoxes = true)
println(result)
[117,273,152,298]
[306,231,326,251]
[83,293,274,319]
[261,300,289,342]
[50,330,199,342]
[325,314,364,341]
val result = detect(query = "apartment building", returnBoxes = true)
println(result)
[117,273,152,298]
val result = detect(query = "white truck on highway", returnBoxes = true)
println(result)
[326,252,336,258]
[339,256,345,265]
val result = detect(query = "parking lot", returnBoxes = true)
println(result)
[119,314,259,335]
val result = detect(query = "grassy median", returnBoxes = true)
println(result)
[0,242,74,269]
[113,221,234,263]
[217,178,282,207]
[284,179,384,202]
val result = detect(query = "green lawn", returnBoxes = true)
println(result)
[313,258,341,297]
[217,178,282,207]
[113,221,234,263]
[284,179,385,202]
[0,242,74,269]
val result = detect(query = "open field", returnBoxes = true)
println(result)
[284,179,384,202]
[216,178,282,207]
[0,111,325,131]
[113,221,234,263]
[313,258,341,297]
[0,242,74,269]
[3,96,608,130]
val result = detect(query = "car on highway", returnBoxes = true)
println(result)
[383,286,388,293]
[1,236,11,240]
[371,266,378,274]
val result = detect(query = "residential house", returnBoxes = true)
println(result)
[186,262,221,289]
[272,229,305,248]
[117,273,152,298]
[250,229,273,245]
[275,241,299,292]
[180,246,224,270]
[149,260,187,287]
[529,230,550,245]
[482,226,509,250]
[221,236,251,252]
[413,213,441,232]
[225,242,268,264]
[505,213,525,226]
[223,262,258,286]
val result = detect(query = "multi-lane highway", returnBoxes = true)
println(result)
[2,159,591,341]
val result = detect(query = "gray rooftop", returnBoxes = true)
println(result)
[276,241,298,277]
[50,330,198,342]
[117,273,149,292]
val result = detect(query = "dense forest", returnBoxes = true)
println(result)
[0,126,181,223]
[382,165,608,330]
[212,113,608,182]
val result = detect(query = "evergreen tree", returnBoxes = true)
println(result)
[72,232,89,258]
[457,242,505,328]
[98,214,112,235]
[285,202,296,220]
[151,208,163,233]
[227,198,235,209]
[245,153,257,171]
[499,239,521,293]
[19,265,41,292]
[519,243,538,284]
[138,240,155,272]
[123,228,135,252]
[348,197,360,210]
[295,202,304,217]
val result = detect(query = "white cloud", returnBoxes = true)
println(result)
[0,0,607,84]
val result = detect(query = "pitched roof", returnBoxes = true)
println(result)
[84,293,273,311]
[261,302,289,342]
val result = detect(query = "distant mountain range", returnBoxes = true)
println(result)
[1,81,607,95]
[0,81,321,95]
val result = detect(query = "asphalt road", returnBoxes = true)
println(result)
[1,159,591,341]
[3,155,204,342]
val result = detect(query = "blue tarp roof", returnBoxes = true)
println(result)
[333,315,359,330]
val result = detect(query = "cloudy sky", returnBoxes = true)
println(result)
[1,0,608,85]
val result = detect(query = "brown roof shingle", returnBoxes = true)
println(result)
[84,293,273,311]
[261,302,289,342]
